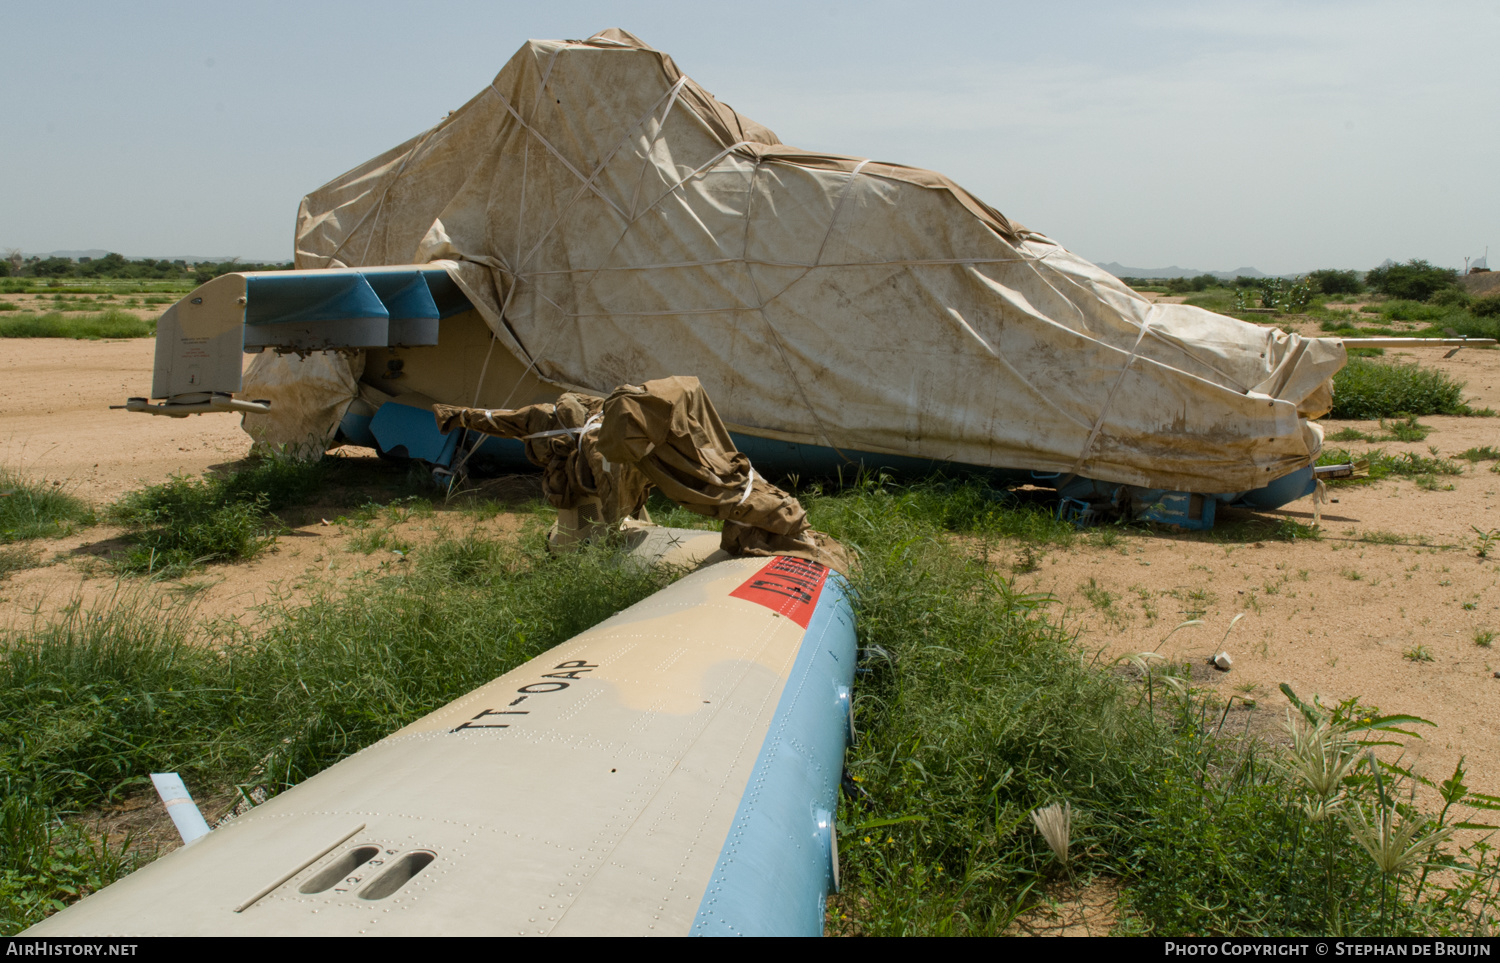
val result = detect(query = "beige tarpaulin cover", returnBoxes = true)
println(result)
[241,351,364,456]
[270,27,1344,494]
[435,376,838,564]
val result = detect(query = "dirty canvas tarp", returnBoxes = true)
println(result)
[256,27,1344,494]
[241,350,364,456]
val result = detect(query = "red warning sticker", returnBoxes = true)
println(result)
[729,556,829,629]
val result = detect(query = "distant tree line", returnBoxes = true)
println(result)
[1124,260,1474,302]
[2,253,291,284]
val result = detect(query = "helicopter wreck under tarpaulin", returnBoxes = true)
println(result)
[248,27,1344,521]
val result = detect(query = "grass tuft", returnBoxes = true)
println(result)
[6,475,1500,935]
[0,471,93,543]
[109,456,331,575]
[1317,448,1463,485]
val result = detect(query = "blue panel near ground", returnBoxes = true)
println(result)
[729,432,1030,486]
[693,575,857,936]
[467,434,534,472]
[1230,465,1317,510]
[244,274,389,327]
[369,400,459,466]
[337,411,378,449]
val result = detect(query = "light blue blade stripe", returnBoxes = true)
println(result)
[692,573,857,937]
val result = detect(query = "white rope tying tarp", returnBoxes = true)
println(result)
[1066,316,1155,478]
[737,467,756,506]
[430,48,1137,478]
[521,254,1041,277]
[319,125,441,269]
[519,412,601,440]
[741,157,848,459]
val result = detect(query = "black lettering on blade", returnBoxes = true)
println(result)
[518,681,570,693]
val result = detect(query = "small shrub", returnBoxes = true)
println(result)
[1308,269,1365,296]
[1472,296,1500,319]
[109,456,331,575]
[1456,446,1500,462]
[1402,644,1434,662]
[1429,288,1471,308]
[1330,359,1470,419]
[1237,277,1313,313]
[1366,260,1457,302]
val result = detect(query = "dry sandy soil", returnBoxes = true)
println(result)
[3,330,1500,902]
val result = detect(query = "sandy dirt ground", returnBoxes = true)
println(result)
[3,329,1499,908]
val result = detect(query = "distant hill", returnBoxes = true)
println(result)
[1096,262,1269,280]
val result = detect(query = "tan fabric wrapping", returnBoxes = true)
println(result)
[595,377,836,563]
[434,396,651,523]
[437,377,843,567]
[284,29,1345,494]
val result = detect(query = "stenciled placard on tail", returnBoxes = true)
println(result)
[728,557,829,629]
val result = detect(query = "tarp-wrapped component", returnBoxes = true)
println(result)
[437,376,844,567]
[276,27,1341,501]
[138,264,474,445]
[435,394,654,547]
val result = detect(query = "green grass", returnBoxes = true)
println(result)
[6,475,1500,935]
[1181,288,1237,313]
[0,546,42,581]
[0,280,197,296]
[0,310,154,340]
[1456,446,1500,462]
[1317,448,1464,486]
[0,472,93,543]
[1327,416,1431,444]
[0,793,142,928]
[108,456,332,576]
[0,523,674,931]
[1330,359,1474,420]
[1345,299,1500,341]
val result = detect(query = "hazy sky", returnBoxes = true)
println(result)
[3,1,1495,274]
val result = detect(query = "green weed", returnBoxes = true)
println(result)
[1081,577,1118,613]
[1327,417,1431,444]
[1330,360,1473,420]
[0,546,42,580]
[0,472,93,543]
[7,475,1500,936]
[109,456,332,575]
[0,794,143,932]
[0,310,154,340]
[1317,448,1463,486]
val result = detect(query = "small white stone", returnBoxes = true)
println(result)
[1212,651,1233,671]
